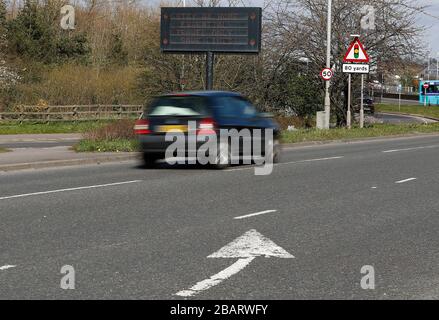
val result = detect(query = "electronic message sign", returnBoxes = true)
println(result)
[161,7,262,54]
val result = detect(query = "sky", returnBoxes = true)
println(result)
[419,1,439,56]
[149,0,439,56]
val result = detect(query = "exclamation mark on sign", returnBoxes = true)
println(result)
[354,43,360,59]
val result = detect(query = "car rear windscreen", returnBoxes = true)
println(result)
[147,96,208,116]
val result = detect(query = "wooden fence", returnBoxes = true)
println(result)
[0,105,144,122]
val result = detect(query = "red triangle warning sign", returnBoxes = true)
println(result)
[343,37,369,63]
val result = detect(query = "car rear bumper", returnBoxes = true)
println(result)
[138,135,205,154]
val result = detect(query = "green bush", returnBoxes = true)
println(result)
[82,119,136,141]
[74,120,138,152]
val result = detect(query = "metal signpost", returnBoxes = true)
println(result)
[323,0,332,130]
[161,7,262,90]
[424,83,429,107]
[397,84,402,112]
[342,36,370,129]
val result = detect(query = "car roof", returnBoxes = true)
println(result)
[161,91,242,98]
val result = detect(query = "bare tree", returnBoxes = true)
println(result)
[261,0,426,124]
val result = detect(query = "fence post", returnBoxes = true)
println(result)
[73,106,78,122]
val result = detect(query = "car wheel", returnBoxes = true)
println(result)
[266,139,281,164]
[142,153,160,168]
[212,142,231,170]
[273,139,282,164]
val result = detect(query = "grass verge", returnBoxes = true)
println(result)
[73,139,139,153]
[75,123,439,153]
[282,123,439,144]
[0,147,9,153]
[0,121,112,135]
[376,104,439,119]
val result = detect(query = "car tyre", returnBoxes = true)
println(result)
[265,138,281,164]
[273,139,282,164]
[212,142,231,170]
[142,153,160,168]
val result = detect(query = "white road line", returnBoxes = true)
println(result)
[383,145,438,153]
[226,156,344,172]
[234,210,277,220]
[0,180,142,201]
[395,178,417,184]
[175,257,256,297]
[293,156,344,164]
[0,265,16,271]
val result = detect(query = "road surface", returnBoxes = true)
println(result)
[0,112,434,151]
[374,112,437,124]
[0,134,80,149]
[1,134,439,299]
[380,97,419,106]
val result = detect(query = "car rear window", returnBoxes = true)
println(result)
[147,96,208,117]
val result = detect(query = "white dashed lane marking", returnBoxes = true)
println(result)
[395,178,417,184]
[0,180,142,201]
[234,210,277,220]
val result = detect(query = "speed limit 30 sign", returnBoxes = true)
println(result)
[320,68,334,81]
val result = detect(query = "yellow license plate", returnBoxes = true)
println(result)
[157,125,188,133]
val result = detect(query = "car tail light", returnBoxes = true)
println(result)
[197,118,217,135]
[134,119,151,135]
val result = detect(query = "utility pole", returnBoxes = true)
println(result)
[427,51,430,81]
[323,0,332,129]
[436,53,438,79]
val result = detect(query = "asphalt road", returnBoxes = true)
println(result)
[380,97,419,106]
[0,134,81,149]
[1,134,439,299]
[0,141,78,149]
[374,112,437,124]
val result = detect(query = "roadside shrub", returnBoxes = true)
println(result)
[275,116,314,130]
[10,64,143,107]
[83,119,136,141]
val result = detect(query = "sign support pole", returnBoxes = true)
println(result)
[399,91,401,112]
[323,0,332,129]
[347,73,351,129]
[360,74,364,128]
[206,52,214,91]
[425,86,427,107]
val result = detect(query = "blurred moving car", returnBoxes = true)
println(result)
[135,91,281,168]
[353,96,375,115]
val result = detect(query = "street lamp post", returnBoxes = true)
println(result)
[323,0,332,129]
[436,53,438,80]
[427,51,430,81]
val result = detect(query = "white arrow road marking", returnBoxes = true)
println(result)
[176,257,256,298]
[175,230,294,297]
[0,265,16,271]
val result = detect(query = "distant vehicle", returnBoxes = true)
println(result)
[369,80,383,90]
[353,96,375,115]
[419,80,439,105]
[135,91,281,168]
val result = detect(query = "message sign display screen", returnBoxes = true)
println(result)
[161,7,262,53]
